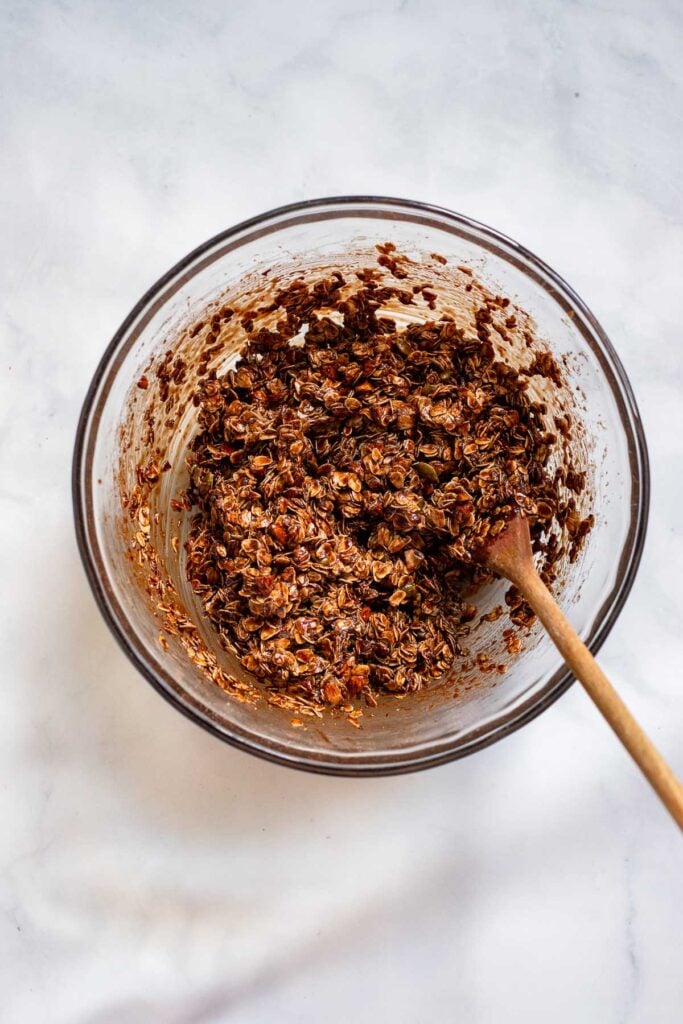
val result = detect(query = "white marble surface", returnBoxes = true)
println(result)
[1,1,682,1021]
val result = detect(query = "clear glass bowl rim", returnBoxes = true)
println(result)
[72,195,650,776]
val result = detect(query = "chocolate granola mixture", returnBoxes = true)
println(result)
[184,250,592,707]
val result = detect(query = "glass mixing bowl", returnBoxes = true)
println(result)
[73,197,649,775]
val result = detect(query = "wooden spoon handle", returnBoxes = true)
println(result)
[517,566,683,830]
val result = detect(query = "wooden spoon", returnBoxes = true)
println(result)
[481,514,683,829]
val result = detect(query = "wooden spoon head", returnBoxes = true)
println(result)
[475,513,534,585]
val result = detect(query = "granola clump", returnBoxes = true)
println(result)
[184,256,591,707]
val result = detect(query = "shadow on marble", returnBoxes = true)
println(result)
[25,528,615,845]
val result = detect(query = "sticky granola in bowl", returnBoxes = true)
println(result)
[181,247,593,709]
[77,198,646,768]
